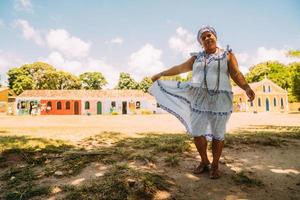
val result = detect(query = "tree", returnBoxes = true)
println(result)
[160,75,183,81]
[139,77,153,92]
[287,50,300,58]
[79,72,107,90]
[289,62,300,101]
[116,72,139,89]
[7,62,82,94]
[245,61,290,89]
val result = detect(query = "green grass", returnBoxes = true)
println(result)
[225,125,300,148]
[116,133,192,153]
[232,171,264,187]
[164,155,180,167]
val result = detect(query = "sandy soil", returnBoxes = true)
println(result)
[0,113,299,200]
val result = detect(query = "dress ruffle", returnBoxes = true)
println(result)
[148,80,232,140]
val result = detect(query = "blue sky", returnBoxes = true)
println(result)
[0,0,300,88]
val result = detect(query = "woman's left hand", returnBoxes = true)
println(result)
[246,88,255,101]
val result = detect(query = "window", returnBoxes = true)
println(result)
[136,101,141,109]
[263,85,266,92]
[156,103,160,108]
[21,101,26,109]
[250,101,253,107]
[258,98,261,107]
[47,101,52,108]
[57,101,62,110]
[85,101,90,110]
[66,101,70,110]
[281,98,284,107]
[268,86,271,92]
[274,98,276,107]
[239,97,242,102]
[111,101,116,108]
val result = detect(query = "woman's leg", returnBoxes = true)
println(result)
[194,136,210,164]
[210,138,224,178]
[212,139,224,166]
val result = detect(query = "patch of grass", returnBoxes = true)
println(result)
[232,171,264,187]
[116,133,192,153]
[129,152,157,164]
[3,185,51,200]
[164,155,180,167]
[62,163,173,200]
[225,125,300,148]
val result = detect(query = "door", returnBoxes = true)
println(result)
[122,101,127,114]
[266,98,270,111]
[97,101,102,114]
[74,101,79,115]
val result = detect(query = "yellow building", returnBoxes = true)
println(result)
[232,78,288,112]
[0,88,16,114]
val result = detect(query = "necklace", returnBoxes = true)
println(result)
[203,49,220,96]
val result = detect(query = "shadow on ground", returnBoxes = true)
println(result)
[0,125,299,200]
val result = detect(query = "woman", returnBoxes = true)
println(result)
[149,25,255,179]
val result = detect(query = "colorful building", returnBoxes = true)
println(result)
[233,77,289,112]
[0,88,16,115]
[15,90,163,115]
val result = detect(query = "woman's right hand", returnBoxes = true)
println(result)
[151,73,162,82]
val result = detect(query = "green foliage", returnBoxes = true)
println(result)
[289,62,300,101]
[79,72,107,90]
[287,50,300,57]
[139,76,153,92]
[160,74,183,81]
[245,61,300,101]
[116,72,139,89]
[7,62,82,94]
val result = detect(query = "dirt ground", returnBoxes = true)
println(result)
[0,112,299,141]
[0,113,299,200]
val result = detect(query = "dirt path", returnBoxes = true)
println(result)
[0,113,299,142]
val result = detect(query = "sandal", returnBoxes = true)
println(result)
[193,162,210,174]
[209,165,221,179]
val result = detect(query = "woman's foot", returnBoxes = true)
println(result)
[193,162,210,174]
[209,164,221,179]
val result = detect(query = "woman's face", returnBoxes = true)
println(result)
[200,31,217,51]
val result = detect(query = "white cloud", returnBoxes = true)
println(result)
[168,27,200,58]
[14,19,44,46]
[128,44,165,81]
[43,52,119,88]
[110,37,123,45]
[0,19,4,29]
[46,29,90,59]
[14,0,33,12]
[235,47,300,74]
[0,50,24,86]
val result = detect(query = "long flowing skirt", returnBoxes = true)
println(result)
[148,80,233,140]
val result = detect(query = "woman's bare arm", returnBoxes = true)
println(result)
[151,56,196,82]
[228,52,255,101]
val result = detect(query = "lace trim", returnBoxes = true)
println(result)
[195,49,228,65]
[157,80,233,115]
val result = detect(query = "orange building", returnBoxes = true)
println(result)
[233,78,289,112]
[15,89,161,115]
[0,88,16,114]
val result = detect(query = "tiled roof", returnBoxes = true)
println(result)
[18,89,155,100]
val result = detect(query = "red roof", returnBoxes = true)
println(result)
[18,90,155,100]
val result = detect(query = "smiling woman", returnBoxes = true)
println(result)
[149,25,255,179]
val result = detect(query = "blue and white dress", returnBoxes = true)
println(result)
[148,48,233,140]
